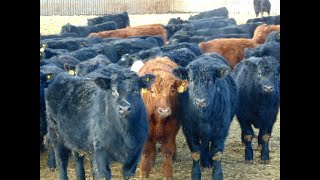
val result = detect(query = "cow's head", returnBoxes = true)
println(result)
[173,54,231,111]
[94,71,155,119]
[141,71,188,118]
[241,56,280,95]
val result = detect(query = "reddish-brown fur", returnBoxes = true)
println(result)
[138,57,188,180]
[252,24,280,44]
[88,24,168,44]
[199,24,280,69]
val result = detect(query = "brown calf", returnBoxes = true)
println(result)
[199,24,280,69]
[138,57,188,180]
[87,24,168,44]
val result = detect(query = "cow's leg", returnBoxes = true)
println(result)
[238,119,254,163]
[161,134,179,180]
[200,136,211,170]
[122,149,142,180]
[47,140,56,171]
[91,149,111,180]
[183,128,201,180]
[255,11,259,17]
[140,136,156,179]
[54,143,70,180]
[72,151,85,180]
[258,125,273,164]
[210,129,229,180]
[172,139,177,161]
[211,152,223,180]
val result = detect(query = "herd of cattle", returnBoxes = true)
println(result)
[40,7,280,180]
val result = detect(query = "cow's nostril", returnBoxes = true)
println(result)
[157,107,171,117]
[263,85,274,92]
[195,98,206,108]
[127,106,132,112]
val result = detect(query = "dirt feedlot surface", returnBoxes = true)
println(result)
[40,14,280,180]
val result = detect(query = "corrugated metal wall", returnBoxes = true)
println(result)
[40,0,280,16]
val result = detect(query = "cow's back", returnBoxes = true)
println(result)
[199,39,258,69]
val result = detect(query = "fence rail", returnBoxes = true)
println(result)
[40,0,280,16]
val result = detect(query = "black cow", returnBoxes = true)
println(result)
[246,15,280,25]
[40,65,65,171]
[60,21,118,37]
[232,56,280,164]
[172,53,237,180]
[45,69,155,179]
[40,55,81,71]
[42,48,69,59]
[74,54,112,77]
[41,37,103,51]
[188,7,229,20]
[254,0,271,17]
[87,11,130,28]
[118,42,202,67]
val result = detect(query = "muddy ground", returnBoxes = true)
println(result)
[40,14,280,180]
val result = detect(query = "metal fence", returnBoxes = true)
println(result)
[40,0,280,16]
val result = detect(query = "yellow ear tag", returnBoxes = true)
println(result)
[47,75,51,80]
[69,70,75,75]
[141,88,147,94]
[177,85,184,93]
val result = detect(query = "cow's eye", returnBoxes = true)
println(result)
[150,89,155,94]
[171,89,176,93]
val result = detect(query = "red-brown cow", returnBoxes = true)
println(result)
[87,24,168,44]
[138,57,188,180]
[199,24,280,69]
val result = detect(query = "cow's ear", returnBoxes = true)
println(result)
[140,74,156,89]
[46,73,54,81]
[40,43,46,52]
[172,66,188,80]
[175,79,189,93]
[64,63,76,76]
[94,77,111,90]
[218,67,230,78]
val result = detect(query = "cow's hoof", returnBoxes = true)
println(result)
[163,177,173,180]
[140,176,149,180]
[261,160,270,164]
[202,167,211,172]
[49,168,56,172]
[245,160,253,164]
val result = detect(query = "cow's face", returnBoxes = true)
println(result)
[94,71,155,119]
[40,65,65,88]
[243,56,280,95]
[60,23,78,34]
[141,72,188,118]
[173,56,230,110]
